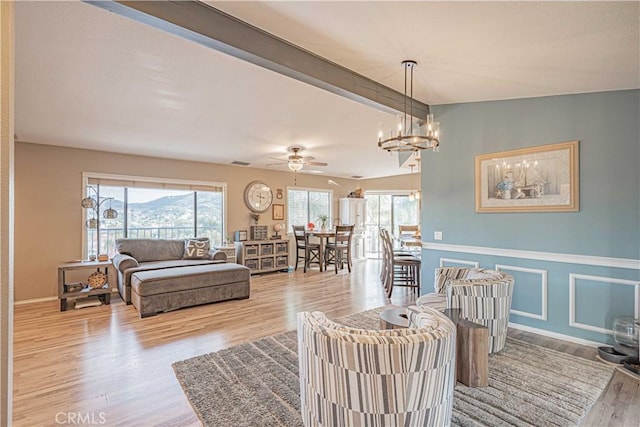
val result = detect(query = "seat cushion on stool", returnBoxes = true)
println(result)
[132,263,250,297]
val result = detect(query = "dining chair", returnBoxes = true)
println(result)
[324,225,354,273]
[380,228,421,297]
[378,228,414,285]
[398,225,419,235]
[398,224,421,249]
[292,225,321,272]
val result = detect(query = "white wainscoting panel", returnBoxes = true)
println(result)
[439,258,480,268]
[569,273,640,335]
[496,264,548,321]
[423,242,640,270]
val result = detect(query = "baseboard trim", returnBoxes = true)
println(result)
[423,242,640,270]
[14,288,118,306]
[508,322,605,347]
[14,296,57,305]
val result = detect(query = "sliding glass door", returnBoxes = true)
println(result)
[364,193,419,258]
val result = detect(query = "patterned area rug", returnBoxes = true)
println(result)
[173,307,613,427]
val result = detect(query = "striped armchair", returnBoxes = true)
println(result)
[417,267,514,353]
[297,306,456,427]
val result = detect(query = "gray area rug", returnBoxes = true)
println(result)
[173,307,613,427]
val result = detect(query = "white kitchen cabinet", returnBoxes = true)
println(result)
[339,198,366,260]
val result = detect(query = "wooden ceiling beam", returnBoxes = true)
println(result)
[85,0,430,118]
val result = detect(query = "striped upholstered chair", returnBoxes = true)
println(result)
[297,306,456,427]
[416,267,514,353]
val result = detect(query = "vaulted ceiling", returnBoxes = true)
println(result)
[15,1,639,178]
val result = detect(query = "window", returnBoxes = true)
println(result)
[83,173,226,258]
[364,192,419,258]
[287,187,332,230]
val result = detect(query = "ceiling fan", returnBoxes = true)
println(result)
[267,145,328,172]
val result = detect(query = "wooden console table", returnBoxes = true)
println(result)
[379,307,489,387]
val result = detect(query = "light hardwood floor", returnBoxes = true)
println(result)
[13,260,639,426]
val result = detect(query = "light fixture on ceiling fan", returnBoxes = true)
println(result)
[267,146,327,172]
[288,156,304,172]
[378,60,440,153]
[287,146,308,171]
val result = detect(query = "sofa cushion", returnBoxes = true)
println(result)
[116,239,185,262]
[122,259,221,287]
[183,239,210,259]
[131,263,251,297]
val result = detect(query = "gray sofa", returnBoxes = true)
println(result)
[113,238,250,317]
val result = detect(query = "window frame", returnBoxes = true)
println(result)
[286,186,333,233]
[81,172,227,258]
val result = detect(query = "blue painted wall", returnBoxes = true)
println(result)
[421,90,640,344]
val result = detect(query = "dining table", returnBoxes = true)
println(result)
[306,229,335,272]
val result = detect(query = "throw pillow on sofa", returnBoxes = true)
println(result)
[184,239,210,259]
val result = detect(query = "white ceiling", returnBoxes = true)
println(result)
[15,1,639,179]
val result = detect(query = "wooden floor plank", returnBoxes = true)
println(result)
[12,260,638,426]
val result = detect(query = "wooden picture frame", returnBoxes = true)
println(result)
[272,204,284,220]
[475,140,579,213]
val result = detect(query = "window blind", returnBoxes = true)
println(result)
[87,177,223,192]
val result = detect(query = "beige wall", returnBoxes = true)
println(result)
[15,142,415,301]
[360,173,419,192]
[1,0,14,423]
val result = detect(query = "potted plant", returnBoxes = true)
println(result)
[317,214,329,232]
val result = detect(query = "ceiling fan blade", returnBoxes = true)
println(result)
[305,161,328,167]
[266,162,288,168]
[268,156,287,162]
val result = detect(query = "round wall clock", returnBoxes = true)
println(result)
[243,181,273,213]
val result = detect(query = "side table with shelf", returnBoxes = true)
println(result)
[58,261,113,311]
[235,240,289,274]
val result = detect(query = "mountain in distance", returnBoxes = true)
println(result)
[92,192,222,229]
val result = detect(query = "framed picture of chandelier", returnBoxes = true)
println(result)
[475,140,579,213]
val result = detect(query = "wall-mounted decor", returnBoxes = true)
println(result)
[272,204,284,220]
[276,188,283,199]
[243,181,273,213]
[475,140,579,213]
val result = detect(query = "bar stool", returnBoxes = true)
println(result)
[380,228,421,297]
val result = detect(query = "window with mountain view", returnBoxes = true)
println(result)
[84,175,225,258]
[287,188,332,230]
